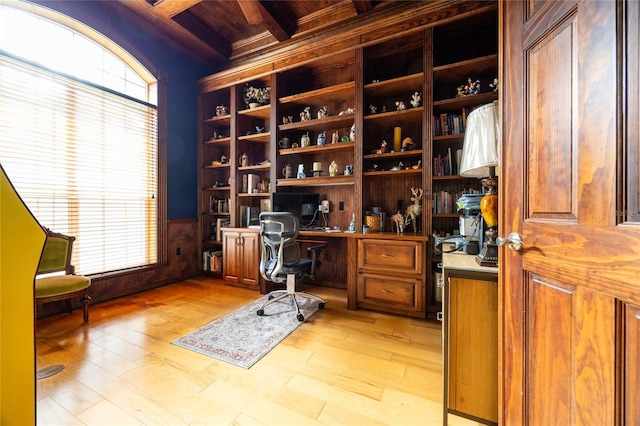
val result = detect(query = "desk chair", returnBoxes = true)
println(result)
[257,212,326,321]
[35,229,91,322]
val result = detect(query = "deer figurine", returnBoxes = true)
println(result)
[404,187,423,234]
[391,211,405,235]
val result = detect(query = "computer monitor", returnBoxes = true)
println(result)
[272,192,320,227]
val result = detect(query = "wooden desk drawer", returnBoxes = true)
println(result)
[356,273,424,314]
[357,239,423,275]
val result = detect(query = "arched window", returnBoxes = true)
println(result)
[0,3,159,275]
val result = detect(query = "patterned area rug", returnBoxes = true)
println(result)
[171,294,320,369]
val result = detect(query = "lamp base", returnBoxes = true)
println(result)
[476,227,498,267]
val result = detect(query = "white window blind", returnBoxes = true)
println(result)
[0,55,158,275]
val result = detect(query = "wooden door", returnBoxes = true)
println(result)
[239,231,259,287]
[222,230,241,284]
[501,0,640,424]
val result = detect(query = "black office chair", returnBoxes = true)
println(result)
[257,212,326,321]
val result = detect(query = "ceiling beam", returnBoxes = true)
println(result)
[152,0,203,18]
[237,0,292,42]
[103,0,229,65]
[351,0,373,15]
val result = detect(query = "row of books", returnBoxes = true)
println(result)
[433,106,483,137]
[241,174,269,194]
[210,196,230,213]
[203,250,222,273]
[433,188,482,214]
[209,218,230,242]
[433,148,463,176]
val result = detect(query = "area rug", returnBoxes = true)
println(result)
[171,294,320,369]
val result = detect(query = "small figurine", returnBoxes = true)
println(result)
[349,123,356,141]
[404,187,423,234]
[300,106,311,121]
[381,106,387,113]
[395,101,406,111]
[410,92,421,108]
[338,107,355,116]
[317,131,326,145]
[317,106,328,119]
[215,105,229,116]
[349,213,356,232]
[220,155,228,164]
[391,211,405,234]
[301,132,310,147]
[457,77,481,97]
[369,104,377,114]
[344,164,353,175]
[412,160,422,169]
[282,163,293,178]
[282,115,293,124]
[390,161,405,171]
[255,125,264,134]
[297,164,306,179]
[329,160,338,177]
[401,137,416,151]
[331,130,339,144]
[239,152,249,167]
[380,140,388,154]
[490,77,499,92]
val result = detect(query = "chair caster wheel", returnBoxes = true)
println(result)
[319,302,325,309]
[257,309,264,316]
[297,313,304,322]
[268,295,275,300]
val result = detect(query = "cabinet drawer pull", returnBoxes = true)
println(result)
[381,253,394,258]
[381,289,395,294]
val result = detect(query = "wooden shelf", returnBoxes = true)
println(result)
[433,92,497,113]
[279,81,355,106]
[203,114,231,124]
[363,168,422,177]
[237,104,270,119]
[203,137,231,145]
[237,132,270,143]
[203,163,231,169]
[363,149,422,160]
[432,175,476,181]
[278,113,354,132]
[238,164,270,171]
[364,72,424,98]
[433,134,465,143]
[203,186,231,191]
[202,211,231,216]
[277,175,355,187]
[363,107,423,123]
[433,54,498,84]
[237,192,270,198]
[279,141,354,156]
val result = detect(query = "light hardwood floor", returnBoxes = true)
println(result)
[36,277,482,425]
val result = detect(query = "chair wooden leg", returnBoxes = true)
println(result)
[82,293,91,322]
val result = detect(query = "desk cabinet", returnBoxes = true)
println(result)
[356,238,426,318]
[222,228,260,289]
[442,253,498,425]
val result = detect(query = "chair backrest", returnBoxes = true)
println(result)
[37,230,75,275]
[259,212,301,281]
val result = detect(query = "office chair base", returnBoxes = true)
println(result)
[256,274,325,321]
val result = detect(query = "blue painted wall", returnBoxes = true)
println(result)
[33,0,212,219]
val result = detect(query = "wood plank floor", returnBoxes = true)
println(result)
[36,277,482,425]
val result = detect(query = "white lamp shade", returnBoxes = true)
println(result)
[459,101,500,178]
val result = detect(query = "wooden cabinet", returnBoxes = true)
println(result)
[197,3,499,308]
[222,228,260,289]
[442,252,498,425]
[356,237,426,318]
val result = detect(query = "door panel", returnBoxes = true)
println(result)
[501,0,640,424]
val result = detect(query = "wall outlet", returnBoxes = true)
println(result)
[320,200,330,213]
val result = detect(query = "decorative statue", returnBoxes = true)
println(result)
[215,105,229,116]
[300,106,311,121]
[282,115,293,124]
[391,211,405,234]
[395,101,406,110]
[331,130,339,144]
[401,137,416,151]
[317,131,326,145]
[349,123,356,141]
[329,161,338,177]
[457,77,481,97]
[300,132,310,147]
[404,187,423,234]
[239,152,249,167]
[297,164,306,178]
[317,106,328,119]
[344,164,353,175]
[410,92,421,108]
[490,77,499,92]
[369,104,377,114]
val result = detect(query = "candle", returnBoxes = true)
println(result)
[393,127,401,152]
[313,162,322,172]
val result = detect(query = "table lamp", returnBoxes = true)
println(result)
[459,101,500,266]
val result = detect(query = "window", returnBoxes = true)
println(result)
[0,4,158,275]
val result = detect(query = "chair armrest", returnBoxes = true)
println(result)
[307,243,327,278]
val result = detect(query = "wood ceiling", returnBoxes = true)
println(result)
[100,0,429,70]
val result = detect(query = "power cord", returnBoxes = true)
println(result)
[433,213,482,254]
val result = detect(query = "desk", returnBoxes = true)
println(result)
[442,251,498,425]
